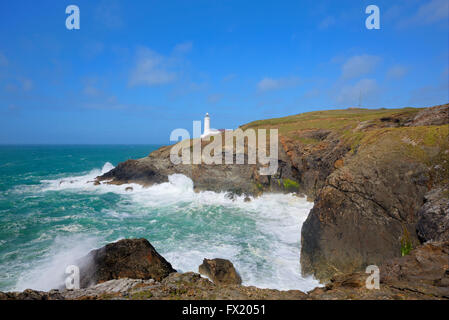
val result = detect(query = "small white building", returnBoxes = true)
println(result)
[201,113,221,138]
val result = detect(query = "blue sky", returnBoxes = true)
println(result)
[0,0,447,144]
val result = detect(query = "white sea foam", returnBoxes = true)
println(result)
[14,235,100,291]
[17,163,321,292]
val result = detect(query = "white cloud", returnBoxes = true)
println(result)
[173,41,193,54]
[341,55,381,80]
[223,74,236,82]
[319,16,336,29]
[303,88,320,99]
[95,0,124,29]
[82,42,104,59]
[20,78,33,91]
[257,76,299,92]
[129,47,177,87]
[5,77,33,92]
[336,78,380,106]
[386,65,408,79]
[83,85,101,97]
[207,93,223,104]
[397,0,449,27]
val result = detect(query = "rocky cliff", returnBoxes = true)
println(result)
[95,104,448,283]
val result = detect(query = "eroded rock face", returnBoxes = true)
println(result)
[405,104,449,127]
[300,152,428,281]
[308,241,449,300]
[78,238,176,288]
[199,258,242,285]
[417,188,449,242]
[279,133,350,199]
[380,241,449,298]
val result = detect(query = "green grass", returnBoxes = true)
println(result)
[130,290,153,300]
[400,227,413,257]
[283,178,299,192]
[241,107,422,137]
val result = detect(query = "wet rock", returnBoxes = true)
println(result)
[96,138,299,197]
[199,258,242,285]
[125,186,133,192]
[78,238,176,288]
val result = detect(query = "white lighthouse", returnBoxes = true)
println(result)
[204,113,210,135]
[201,112,220,138]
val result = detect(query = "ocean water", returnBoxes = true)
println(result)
[0,145,320,292]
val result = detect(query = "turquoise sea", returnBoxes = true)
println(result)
[0,145,319,292]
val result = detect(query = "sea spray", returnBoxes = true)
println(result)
[1,158,321,292]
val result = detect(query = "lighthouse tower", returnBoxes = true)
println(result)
[201,112,220,138]
[204,113,210,135]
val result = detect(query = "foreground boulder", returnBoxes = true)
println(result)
[78,238,176,288]
[199,258,242,285]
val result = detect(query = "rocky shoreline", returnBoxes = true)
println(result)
[2,104,448,300]
[1,238,448,300]
[97,104,448,281]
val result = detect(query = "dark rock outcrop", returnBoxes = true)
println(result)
[199,258,242,285]
[99,159,168,186]
[417,188,449,242]
[96,139,299,197]
[78,238,175,288]
[300,141,431,281]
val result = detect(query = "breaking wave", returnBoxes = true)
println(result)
[7,162,321,292]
